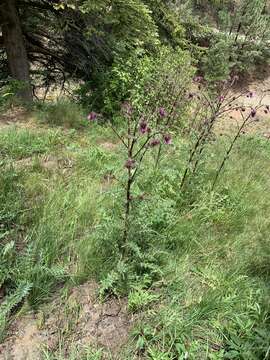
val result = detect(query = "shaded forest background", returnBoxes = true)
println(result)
[1,0,269,105]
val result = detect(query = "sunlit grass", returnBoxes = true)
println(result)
[0,126,64,159]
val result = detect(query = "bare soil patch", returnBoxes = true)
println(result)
[0,282,132,360]
[215,73,270,137]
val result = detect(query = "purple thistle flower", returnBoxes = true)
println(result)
[139,120,150,134]
[124,158,136,169]
[159,107,167,118]
[87,111,97,121]
[149,138,160,147]
[251,108,257,118]
[163,134,172,145]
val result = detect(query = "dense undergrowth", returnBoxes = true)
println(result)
[0,102,269,358]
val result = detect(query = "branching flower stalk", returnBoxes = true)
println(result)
[190,89,247,177]
[180,92,223,189]
[154,86,188,169]
[107,103,172,254]
[212,98,269,190]
[180,76,258,189]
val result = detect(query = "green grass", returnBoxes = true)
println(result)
[42,345,105,360]
[123,136,270,359]
[0,116,270,359]
[0,126,64,159]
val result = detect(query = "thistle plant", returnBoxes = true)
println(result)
[86,104,174,255]
[87,47,195,255]
[108,102,178,254]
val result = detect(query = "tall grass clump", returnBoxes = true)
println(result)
[0,166,33,337]
[0,127,63,160]
[0,134,110,330]
[26,174,103,302]
[36,100,88,129]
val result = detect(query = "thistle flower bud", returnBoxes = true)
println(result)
[159,107,167,118]
[87,112,97,121]
[251,109,256,118]
[163,134,172,145]
[218,95,225,102]
[124,158,136,169]
[149,138,160,147]
[247,91,254,98]
[139,120,149,134]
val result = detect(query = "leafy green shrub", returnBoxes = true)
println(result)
[76,46,194,118]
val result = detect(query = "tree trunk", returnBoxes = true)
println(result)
[0,0,32,102]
